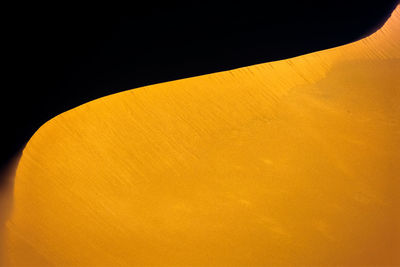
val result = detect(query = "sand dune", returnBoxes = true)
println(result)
[1,6,399,266]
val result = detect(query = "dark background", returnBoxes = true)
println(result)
[1,1,399,175]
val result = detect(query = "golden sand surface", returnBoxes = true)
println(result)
[1,6,399,266]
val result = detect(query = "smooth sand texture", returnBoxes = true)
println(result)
[2,6,399,266]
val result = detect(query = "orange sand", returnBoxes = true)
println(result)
[1,6,399,266]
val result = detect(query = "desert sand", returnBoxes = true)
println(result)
[1,6,399,266]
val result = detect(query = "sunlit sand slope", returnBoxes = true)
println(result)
[2,6,400,267]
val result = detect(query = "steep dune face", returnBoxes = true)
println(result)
[2,6,399,267]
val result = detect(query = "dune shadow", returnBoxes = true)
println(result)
[0,149,22,265]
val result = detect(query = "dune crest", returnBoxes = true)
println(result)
[2,5,399,266]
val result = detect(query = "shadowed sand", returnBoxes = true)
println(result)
[1,6,400,267]
[0,150,21,267]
